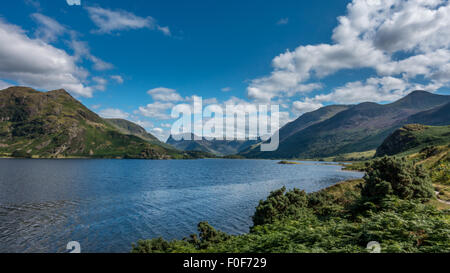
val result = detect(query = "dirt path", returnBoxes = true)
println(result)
[435,191,450,205]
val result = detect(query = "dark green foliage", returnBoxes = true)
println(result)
[131,238,172,253]
[361,156,435,203]
[252,187,308,226]
[12,119,45,137]
[187,222,231,249]
[131,194,450,253]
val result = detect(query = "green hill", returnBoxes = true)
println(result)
[376,124,450,157]
[241,91,450,159]
[106,118,159,142]
[0,86,191,159]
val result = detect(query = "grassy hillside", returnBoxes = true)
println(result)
[376,124,450,157]
[241,91,450,159]
[0,86,194,159]
[106,118,158,142]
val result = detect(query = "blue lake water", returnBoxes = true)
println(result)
[0,159,363,253]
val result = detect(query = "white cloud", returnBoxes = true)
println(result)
[277,18,289,25]
[132,120,153,129]
[221,87,232,92]
[69,39,113,71]
[86,6,171,36]
[92,76,107,91]
[25,0,41,9]
[296,75,444,108]
[90,104,101,110]
[150,127,170,142]
[0,80,12,90]
[137,102,174,120]
[147,87,183,102]
[66,0,81,6]
[292,100,324,115]
[31,13,66,43]
[185,95,218,105]
[160,123,172,128]
[157,26,171,36]
[0,18,96,97]
[110,75,124,84]
[247,0,450,104]
[99,108,130,119]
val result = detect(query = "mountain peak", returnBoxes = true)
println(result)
[48,88,71,96]
[390,90,450,109]
[1,86,39,95]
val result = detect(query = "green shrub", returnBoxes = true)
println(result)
[361,156,434,203]
[252,187,308,226]
[187,222,231,249]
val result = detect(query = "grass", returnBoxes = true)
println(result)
[320,150,376,162]
[321,179,363,198]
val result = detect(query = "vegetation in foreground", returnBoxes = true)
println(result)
[132,156,450,253]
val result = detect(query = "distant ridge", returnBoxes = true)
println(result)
[240,91,450,159]
[167,133,259,156]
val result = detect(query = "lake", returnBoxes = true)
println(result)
[0,159,363,253]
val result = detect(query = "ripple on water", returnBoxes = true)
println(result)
[0,159,363,252]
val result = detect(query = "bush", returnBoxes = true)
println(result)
[187,222,230,249]
[360,156,434,203]
[252,187,308,226]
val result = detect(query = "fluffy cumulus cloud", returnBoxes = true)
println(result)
[0,19,97,97]
[98,108,130,119]
[137,102,174,120]
[86,6,171,36]
[292,99,324,114]
[147,87,183,102]
[248,0,450,109]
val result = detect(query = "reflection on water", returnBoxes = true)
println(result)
[0,159,363,253]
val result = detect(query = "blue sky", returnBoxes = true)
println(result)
[0,0,449,140]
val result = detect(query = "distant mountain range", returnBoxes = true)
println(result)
[240,91,450,159]
[2,87,449,160]
[0,86,201,159]
[166,133,259,156]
